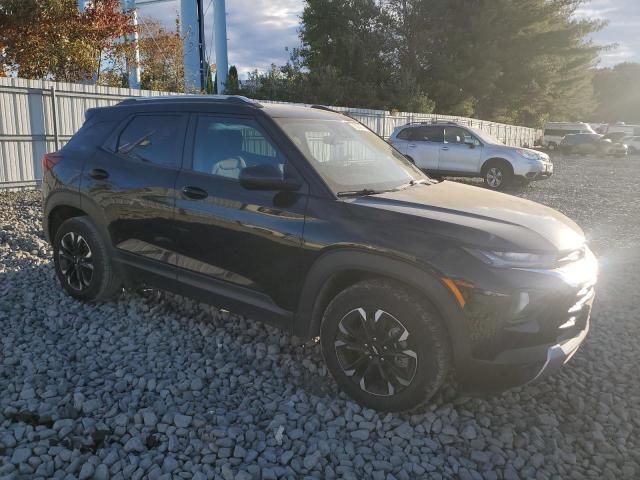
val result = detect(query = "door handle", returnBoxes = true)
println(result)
[89,168,109,180]
[441,147,449,151]
[408,144,416,148]
[182,186,208,200]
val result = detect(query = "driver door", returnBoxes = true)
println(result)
[173,114,309,313]
[438,126,483,173]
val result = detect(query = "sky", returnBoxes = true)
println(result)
[137,0,640,75]
[575,0,640,67]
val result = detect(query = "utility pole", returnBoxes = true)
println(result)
[181,0,204,92]
[214,0,229,94]
[122,0,141,89]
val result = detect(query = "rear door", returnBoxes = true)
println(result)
[172,113,308,316]
[82,112,187,266]
[390,127,413,155]
[406,126,443,171]
[438,126,483,173]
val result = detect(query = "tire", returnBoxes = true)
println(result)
[320,279,451,411]
[53,216,122,302]
[482,160,513,190]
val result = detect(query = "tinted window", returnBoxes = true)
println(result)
[63,120,117,152]
[396,126,444,142]
[117,115,182,167]
[396,127,414,140]
[192,117,285,180]
[444,127,474,144]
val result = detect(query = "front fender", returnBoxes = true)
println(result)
[295,248,471,367]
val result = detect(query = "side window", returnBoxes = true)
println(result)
[396,127,414,140]
[192,116,285,180]
[116,115,182,167]
[412,126,444,142]
[444,127,470,144]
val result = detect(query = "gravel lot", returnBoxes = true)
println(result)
[1,153,639,480]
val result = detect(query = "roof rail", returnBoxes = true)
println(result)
[310,104,345,115]
[116,95,264,108]
[402,120,461,127]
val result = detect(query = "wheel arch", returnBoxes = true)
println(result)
[480,157,514,176]
[295,248,470,363]
[45,191,113,249]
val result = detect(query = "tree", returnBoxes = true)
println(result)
[592,63,640,124]
[0,0,132,82]
[225,65,240,94]
[294,0,604,125]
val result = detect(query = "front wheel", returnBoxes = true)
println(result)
[483,162,513,190]
[320,279,451,411]
[53,217,122,302]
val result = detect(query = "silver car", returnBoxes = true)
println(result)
[389,121,553,189]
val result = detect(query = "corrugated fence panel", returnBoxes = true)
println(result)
[0,77,542,190]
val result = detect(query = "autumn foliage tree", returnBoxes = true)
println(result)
[0,0,132,82]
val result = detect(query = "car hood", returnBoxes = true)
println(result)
[346,181,585,252]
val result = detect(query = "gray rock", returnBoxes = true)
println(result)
[161,456,178,473]
[304,450,322,470]
[173,413,192,428]
[10,447,31,464]
[143,412,158,427]
[93,464,109,480]
[123,436,145,453]
[78,462,94,480]
[351,429,369,441]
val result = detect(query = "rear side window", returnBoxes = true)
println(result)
[62,120,117,152]
[396,127,414,140]
[397,126,445,142]
[116,115,183,168]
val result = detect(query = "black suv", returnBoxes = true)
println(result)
[43,96,597,411]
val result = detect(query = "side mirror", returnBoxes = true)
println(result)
[239,164,302,192]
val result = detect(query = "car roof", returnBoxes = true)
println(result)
[114,95,346,120]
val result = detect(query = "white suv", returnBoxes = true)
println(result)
[389,122,553,190]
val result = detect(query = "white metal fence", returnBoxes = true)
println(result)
[0,76,542,190]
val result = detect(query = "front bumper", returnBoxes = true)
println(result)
[451,250,596,392]
[519,161,554,181]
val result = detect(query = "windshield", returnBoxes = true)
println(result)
[275,118,426,193]
[467,126,505,145]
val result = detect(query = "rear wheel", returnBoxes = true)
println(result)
[53,217,121,302]
[482,160,513,190]
[320,279,451,411]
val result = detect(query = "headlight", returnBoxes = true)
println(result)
[464,248,558,268]
[515,148,540,161]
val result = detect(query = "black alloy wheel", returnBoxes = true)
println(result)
[321,279,451,411]
[334,307,418,397]
[58,232,94,291]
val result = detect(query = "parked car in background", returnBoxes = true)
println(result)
[42,96,597,411]
[603,122,640,138]
[543,122,596,150]
[389,121,553,190]
[602,131,628,143]
[622,136,640,154]
[559,133,628,157]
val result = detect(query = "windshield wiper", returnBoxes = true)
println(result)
[336,188,386,197]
